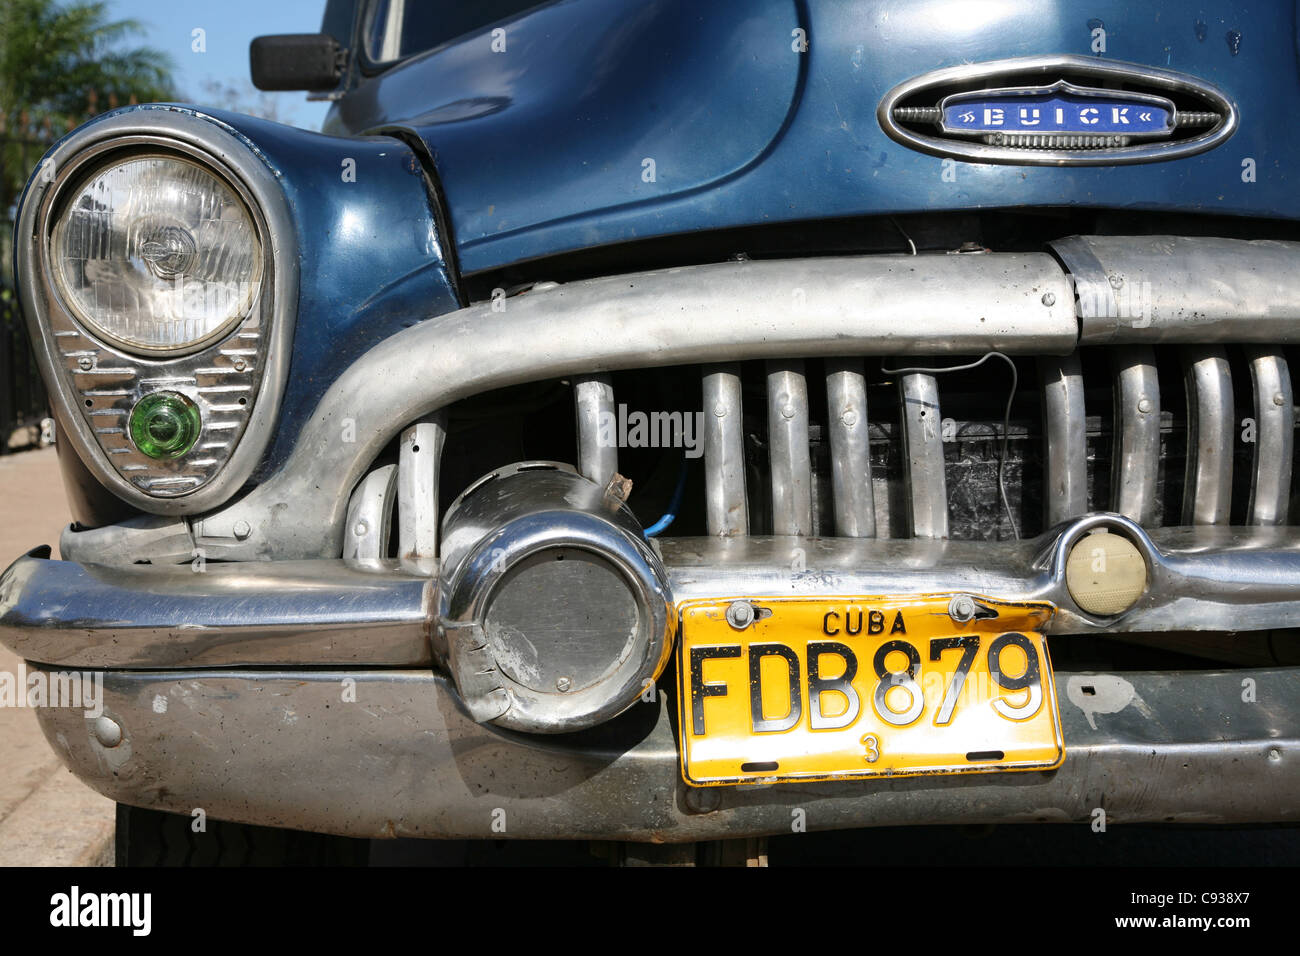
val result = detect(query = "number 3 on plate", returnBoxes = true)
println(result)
[860,733,881,763]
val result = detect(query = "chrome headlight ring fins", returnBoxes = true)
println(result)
[16,108,299,515]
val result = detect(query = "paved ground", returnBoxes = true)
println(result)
[0,446,115,866]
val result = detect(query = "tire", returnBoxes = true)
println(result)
[614,838,768,866]
[114,804,370,867]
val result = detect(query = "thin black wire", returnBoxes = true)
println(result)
[879,352,1020,541]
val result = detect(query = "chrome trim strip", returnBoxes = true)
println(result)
[899,370,948,538]
[192,253,1075,560]
[1039,354,1088,526]
[1182,346,1234,526]
[36,665,1300,838]
[1247,349,1294,526]
[1111,347,1160,525]
[15,109,299,514]
[766,360,812,535]
[826,359,875,538]
[878,55,1237,166]
[702,364,748,536]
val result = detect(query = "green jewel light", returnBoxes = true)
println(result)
[128,392,201,460]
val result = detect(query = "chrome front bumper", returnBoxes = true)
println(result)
[3,518,1300,839]
[11,515,1300,669]
[26,665,1300,840]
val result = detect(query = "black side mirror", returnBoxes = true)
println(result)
[250,34,344,92]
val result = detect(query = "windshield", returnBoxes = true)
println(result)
[364,0,551,65]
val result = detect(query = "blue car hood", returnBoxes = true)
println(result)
[332,0,1298,274]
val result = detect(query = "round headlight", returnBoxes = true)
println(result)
[49,154,262,354]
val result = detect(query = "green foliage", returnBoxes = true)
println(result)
[0,0,177,215]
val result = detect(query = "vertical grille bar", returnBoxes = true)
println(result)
[344,464,397,566]
[397,414,446,574]
[826,359,875,537]
[898,369,947,538]
[1039,354,1087,526]
[574,374,617,488]
[1112,347,1160,525]
[766,359,812,535]
[702,364,748,535]
[1246,348,1294,526]
[1181,346,1234,526]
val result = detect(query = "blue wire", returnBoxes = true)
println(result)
[644,456,689,537]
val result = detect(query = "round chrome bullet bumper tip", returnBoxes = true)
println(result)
[438,463,674,734]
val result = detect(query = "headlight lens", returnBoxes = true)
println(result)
[50,154,262,354]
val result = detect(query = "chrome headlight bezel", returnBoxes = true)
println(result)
[17,109,299,515]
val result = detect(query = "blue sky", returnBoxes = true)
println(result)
[110,0,332,129]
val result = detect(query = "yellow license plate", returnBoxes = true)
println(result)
[677,595,1065,786]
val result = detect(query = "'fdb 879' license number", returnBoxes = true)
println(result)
[676,596,1065,786]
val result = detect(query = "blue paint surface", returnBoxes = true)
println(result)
[324,0,1299,275]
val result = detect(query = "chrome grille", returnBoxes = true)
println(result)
[569,346,1298,540]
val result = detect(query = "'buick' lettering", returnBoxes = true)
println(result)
[939,87,1172,137]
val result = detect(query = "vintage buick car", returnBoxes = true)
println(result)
[3,0,1299,865]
